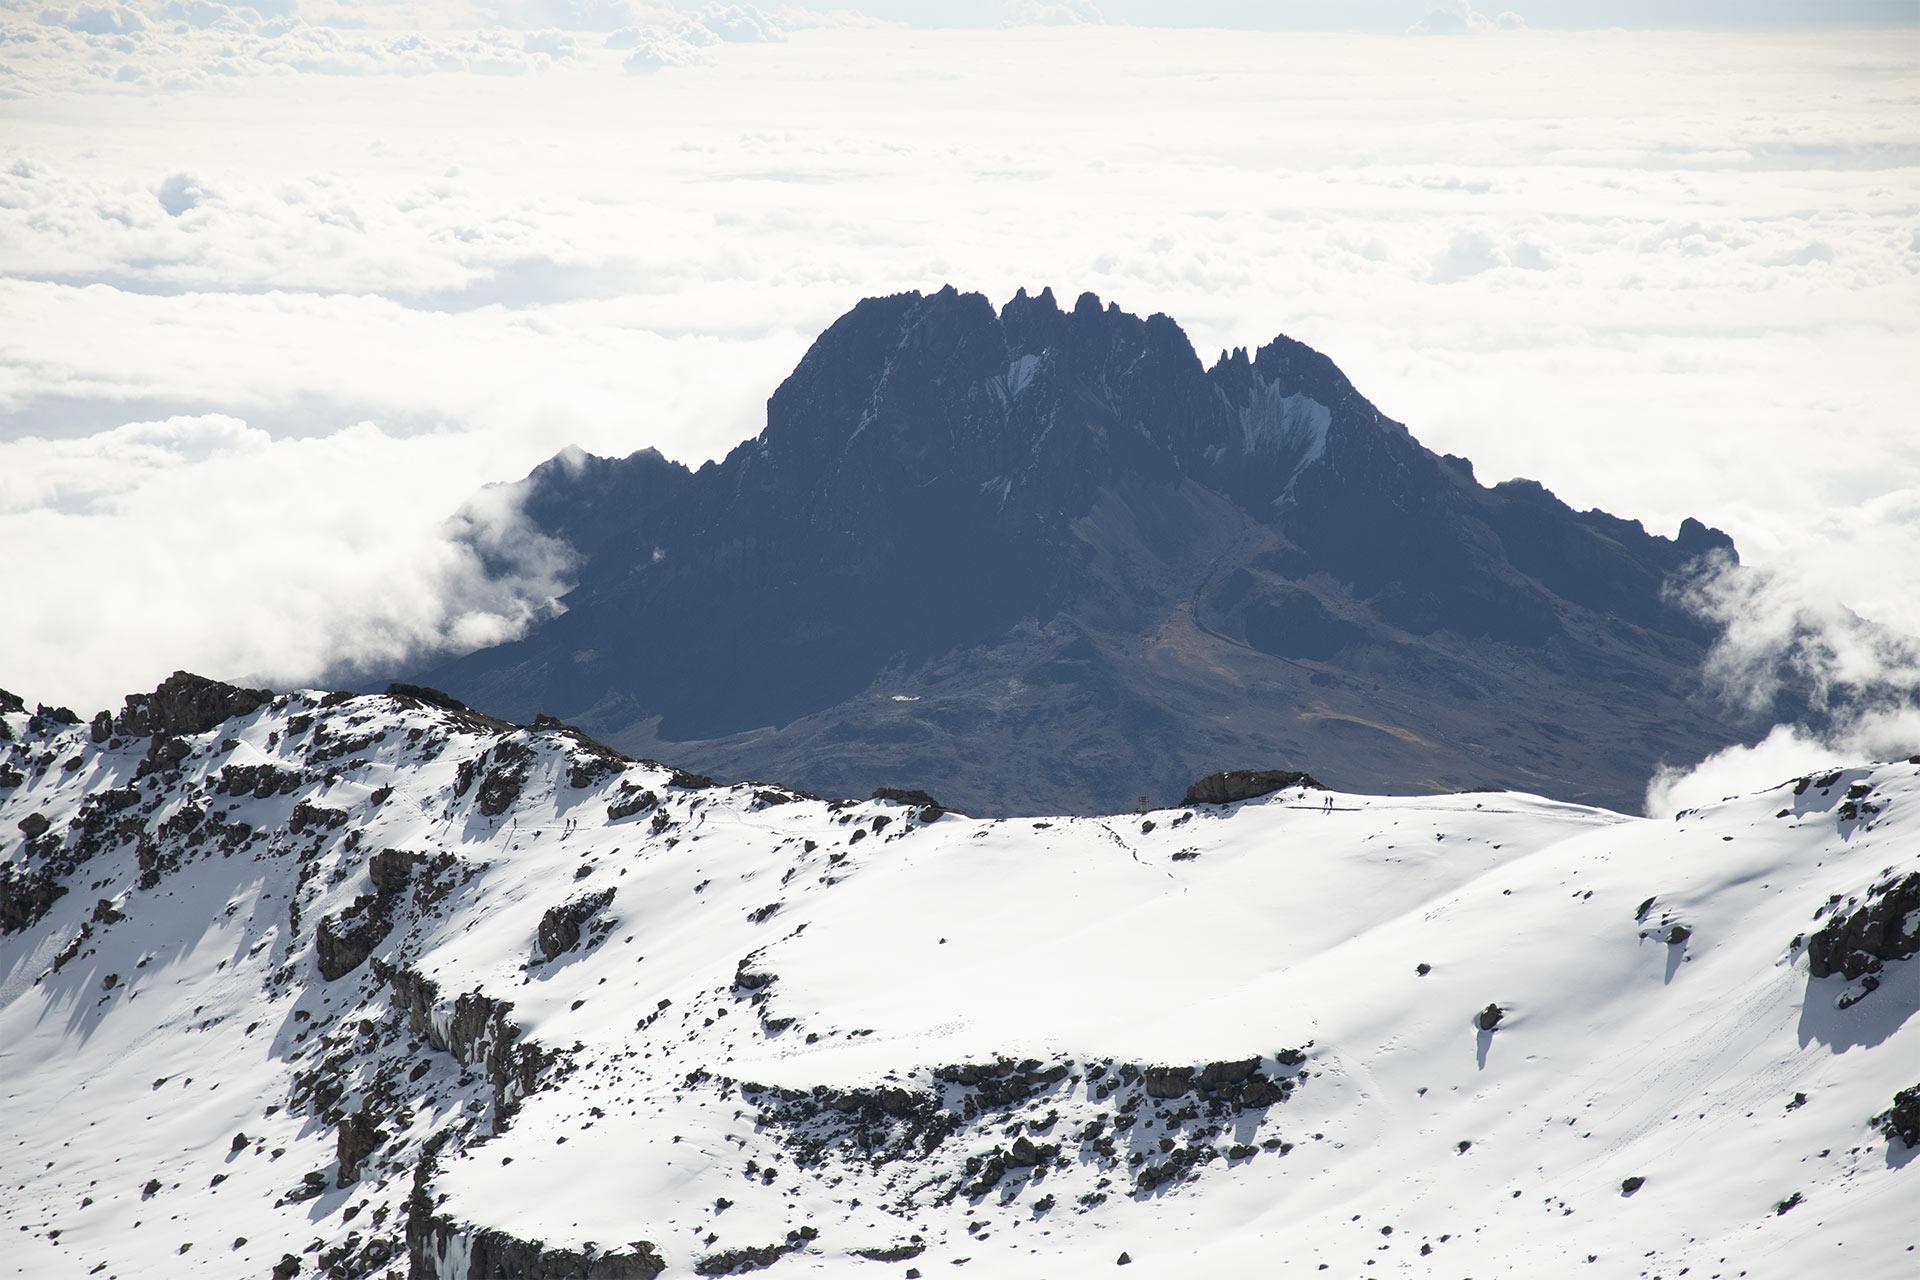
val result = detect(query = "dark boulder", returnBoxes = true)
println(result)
[1236,1075,1287,1109]
[137,735,191,777]
[1182,770,1322,807]
[1875,1084,1920,1150]
[335,1111,385,1186]
[694,1228,817,1276]
[1143,1066,1194,1099]
[733,958,777,992]
[1195,1057,1260,1092]
[462,740,534,817]
[607,784,659,822]
[315,896,396,980]
[214,763,301,799]
[873,786,948,821]
[1476,1003,1504,1031]
[1807,872,1920,980]
[385,683,473,715]
[0,866,66,934]
[113,671,271,738]
[288,802,348,836]
[368,848,419,895]
[536,889,616,961]
[16,812,50,840]
[1006,1135,1057,1167]
[407,1199,669,1280]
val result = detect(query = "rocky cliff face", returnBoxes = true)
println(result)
[413,288,1753,816]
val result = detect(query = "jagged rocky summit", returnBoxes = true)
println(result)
[3,674,1918,1277]
[412,286,1754,816]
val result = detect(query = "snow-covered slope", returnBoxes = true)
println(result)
[2,677,1916,1279]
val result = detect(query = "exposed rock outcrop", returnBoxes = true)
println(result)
[0,865,66,934]
[382,964,551,1119]
[409,1218,666,1280]
[536,889,616,961]
[1807,872,1920,980]
[1182,770,1322,807]
[336,1110,385,1186]
[369,848,422,896]
[113,671,271,739]
[873,787,948,821]
[316,895,396,980]
[1874,1084,1920,1150]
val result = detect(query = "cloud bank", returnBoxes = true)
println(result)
[1645,554,1920,816]
[1,16,1915,753]
[0,415,573,709]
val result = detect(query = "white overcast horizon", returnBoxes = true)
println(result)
[3,0,1917,811]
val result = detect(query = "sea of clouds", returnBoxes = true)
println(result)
[3,0,1916,808]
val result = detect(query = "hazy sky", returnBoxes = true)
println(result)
[2,1,1917,799]
[846,1,1917,30]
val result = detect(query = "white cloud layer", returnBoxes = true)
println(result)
[0,415,574,708]
[0,15,1916,742]
[1643,551,1920,816]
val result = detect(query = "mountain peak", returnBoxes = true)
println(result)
[419,292,1754,816]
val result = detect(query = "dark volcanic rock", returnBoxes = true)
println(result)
[1194,1057,1260,1091]
[1875,1084,1920,1149]
[335,1110,385,1186]
[288,801,348,836]
[0,866,67,934]
[464,740,534,818]
[536,889,616,961]
[1182,771,1321,807]
[607,783,659,822]
[113,671,270,738]
[409,1212,665,1280]
[694,1227,818,1276]
[408,288,1758,816]
[1476,1003,1504,1031]
[315,896,395,980]
[1807,872,1920,980]
[1143,1066,1194,1099]
[874,785,947,822]
[214,763,301,800]
[368,848,420,895]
